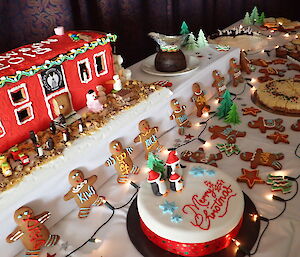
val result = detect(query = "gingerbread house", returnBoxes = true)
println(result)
[0,31,116,152]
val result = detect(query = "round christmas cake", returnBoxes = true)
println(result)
[137,164,244,256]
[256,79,300,114]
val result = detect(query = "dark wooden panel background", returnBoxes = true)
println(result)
[0,0,298,67]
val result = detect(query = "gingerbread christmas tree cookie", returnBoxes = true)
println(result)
[64,169,105,218]
[6,206,60,256]
[105,140,139,183]
[237,168,265,188]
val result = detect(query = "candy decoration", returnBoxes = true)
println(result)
[266,132,289,144]
[237,168,265,189]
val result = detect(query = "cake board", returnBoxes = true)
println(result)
[127,193,260,257]
[252,91,300,117]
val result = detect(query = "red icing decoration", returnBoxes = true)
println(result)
[140,218,243,256]
[24,219,46,250]
[182,180,237,230]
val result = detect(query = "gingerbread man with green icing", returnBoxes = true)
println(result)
[134,120,163,159]
[64,169,105,218]
[170,99,191,135]
[105,140,139,183]
[6,206,60,257]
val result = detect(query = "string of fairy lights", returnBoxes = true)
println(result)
[64,27,300,256]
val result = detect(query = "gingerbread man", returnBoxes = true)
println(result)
[240,148,284,170]
[170,99,191,135]
[134,120,163,159]
[191,83,210,117]
[180,147,223,167]
[291,119,300,131]
[6,206,60,257]
[105,140,139,183]
[248,117,285,133]
[64,169,105,218]
[228,58,244,87]
[240,50,253,74]
[208,125,246,144]
[212,70,226,99]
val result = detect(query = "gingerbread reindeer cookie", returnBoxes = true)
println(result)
[134,120,163,159]
[105,140,139,183]
[228,58,244,87]
[64,169,105,218]
[212,70,226,100]
[170,99,191,135]
[191,83,210,117]
[6,206,60,257]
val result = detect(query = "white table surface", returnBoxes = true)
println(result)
[13,22,300,257]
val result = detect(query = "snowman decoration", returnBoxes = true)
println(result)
[86,89,104,113]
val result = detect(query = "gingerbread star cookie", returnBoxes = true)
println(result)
[237,168,265,189]
[242,106,261,116]
[267,132,289,144]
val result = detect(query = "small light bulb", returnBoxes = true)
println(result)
[261,50,265,53]
[239,24,243,29]
[202,112,209,118]
[266,193,273,201]
[214,99,219,105]
[268,35,272,38]
[232,238,241,247]
[250,214,258,222]
[251,78,257,83]
[270,30,275,33]
[203,141,211,148]
[275,45,280,49]
[278,22,283,26]
[284,33,290,38]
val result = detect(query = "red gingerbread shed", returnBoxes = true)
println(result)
[0,31,116,153]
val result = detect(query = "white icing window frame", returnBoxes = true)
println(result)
[0,121,6,138]
[94,50,108,77]
[7,83,29,107]
[77,58,92,84]
[14,102,34,125]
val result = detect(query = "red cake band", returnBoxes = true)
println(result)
[140,217,243,256]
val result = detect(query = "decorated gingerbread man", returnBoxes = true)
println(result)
[180,147,223,167]
[170,99,191,135]
[134,120,163,159]
[240,148,284,170]
[248,117,285,133]
[228,58,244,87]
[191,83,210,117]
[6,206,60,257]
[208,125,246,144]
[212,70,226,100]
[64,169,105,218]
[240,50,253,74]
[105,140,139,183]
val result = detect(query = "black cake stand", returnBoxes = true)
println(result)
[127,193,260,257]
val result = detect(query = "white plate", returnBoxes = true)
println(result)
[141,54,201,76]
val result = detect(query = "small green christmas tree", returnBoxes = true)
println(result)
[147,152,165,177]
[225,103,241,124]
[250,6,259,24]
[180,21,190,35]
[257,12,265,25]
[184,33,198,51]
[197,29,209,48]
[243,12,252,25]
[217,90,233,119]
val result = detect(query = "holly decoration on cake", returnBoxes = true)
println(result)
[147,152,165,177]
[184,33,198,51]
[197,29,209,48]
[180,21,190,35]
[225,103,241,125]
[237,168,265,189]
[243,12,252,25]
[216,90,233,119]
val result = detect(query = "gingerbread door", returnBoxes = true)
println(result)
[52,93,73,117]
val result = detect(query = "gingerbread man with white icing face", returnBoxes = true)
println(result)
[191,83,210,117]
[170,99,191,135]
[64,169,105,218]
[212,70,226,99]
[105,140,139,183]
[228,58,244,87]
[6,206,60,257]
[134,120,163,159]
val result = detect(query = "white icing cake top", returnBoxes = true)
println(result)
[137,164,244,243]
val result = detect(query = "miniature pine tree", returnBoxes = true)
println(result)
[147,152,165,177]
[224,103,241,124]
[250,6,259,24]
[217,90,233,119]
[257,12,265,25]
[243,12,252,25]
[184,33,198,51]
[197,29,209,48]
[180,21,190,35]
